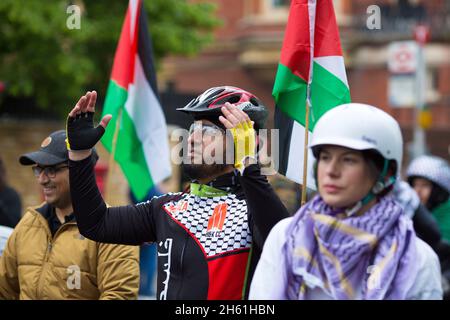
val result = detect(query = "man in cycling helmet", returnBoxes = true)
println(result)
[64,87,288,300]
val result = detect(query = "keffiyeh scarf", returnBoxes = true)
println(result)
[284,195,419,300]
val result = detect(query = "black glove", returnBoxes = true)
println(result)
[66,112,105,151]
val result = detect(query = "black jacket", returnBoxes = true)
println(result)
[0,186,22,228]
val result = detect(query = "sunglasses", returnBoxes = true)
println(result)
[32,165,69,178]
[188,122,225,137]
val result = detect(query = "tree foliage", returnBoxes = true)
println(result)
[0,0,220,116]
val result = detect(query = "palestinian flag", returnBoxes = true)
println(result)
[274,0,351,189]
[101,0,171,201]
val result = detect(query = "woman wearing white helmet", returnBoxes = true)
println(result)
[407,155,450,243]
[250,103,442,300]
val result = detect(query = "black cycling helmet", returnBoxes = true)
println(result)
[176,86,268,130]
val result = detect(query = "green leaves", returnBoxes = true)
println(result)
[0,0,220,116]
[145,0,220,59]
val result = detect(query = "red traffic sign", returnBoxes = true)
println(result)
[388,41,418,74]
[414,25,430,45]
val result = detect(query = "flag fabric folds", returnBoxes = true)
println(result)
[101,0,171,201]
[274,0,351,188]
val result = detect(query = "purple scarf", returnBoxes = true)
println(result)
[284,195,419,300]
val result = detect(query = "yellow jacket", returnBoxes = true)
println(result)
[0,203,140,300]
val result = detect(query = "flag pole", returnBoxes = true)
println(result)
[301,98,311,206]
[105,109,122,204]
[301,0,317,206]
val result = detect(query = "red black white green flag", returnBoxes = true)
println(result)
[101,0,171,201]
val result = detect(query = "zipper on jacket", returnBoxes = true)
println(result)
[35,222,76,299]
[36,236,52,299]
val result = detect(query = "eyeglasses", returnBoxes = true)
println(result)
[188,122,225,138]
[32,165,69,178]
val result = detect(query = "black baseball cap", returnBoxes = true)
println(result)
[19,130,69,166]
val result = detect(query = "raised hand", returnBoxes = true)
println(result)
[66,91,112,151]
[219,102,256,172]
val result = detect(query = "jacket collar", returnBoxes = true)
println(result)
[191,170,244,198]
[35,202,76,236]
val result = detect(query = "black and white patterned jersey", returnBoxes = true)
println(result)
[163,192,252,257]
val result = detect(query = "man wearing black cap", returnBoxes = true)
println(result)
[0,130,140,300]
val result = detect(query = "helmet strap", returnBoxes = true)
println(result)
[345,159,396,217]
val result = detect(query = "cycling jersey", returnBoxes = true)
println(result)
[69,156,289,299]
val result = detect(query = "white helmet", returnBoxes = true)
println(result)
[310,103,403,175]
[310,103,403,216]
[406,155,450,193]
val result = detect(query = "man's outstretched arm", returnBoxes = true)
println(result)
[67,91,156,245]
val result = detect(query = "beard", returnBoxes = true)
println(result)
[183,137,231,180]
[182,163,229,181]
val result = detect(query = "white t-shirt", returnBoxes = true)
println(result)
[0,225,13,257]
[249,217,443,300]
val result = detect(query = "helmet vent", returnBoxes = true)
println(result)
[211,88,225,97]
[250,97,259,106]
[227,96,240,104]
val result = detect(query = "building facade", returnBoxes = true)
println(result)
[160,0,450,165]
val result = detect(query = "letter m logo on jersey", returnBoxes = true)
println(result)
[207,203,228,234]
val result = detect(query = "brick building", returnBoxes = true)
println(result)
[159,0,450,164]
